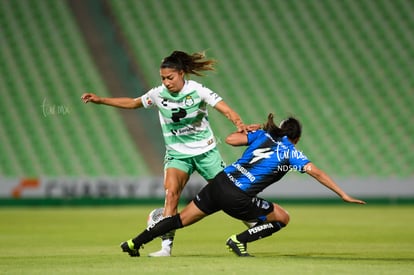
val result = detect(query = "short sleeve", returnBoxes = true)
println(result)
[198,85,222,107]
[247,130,265,145]
[140,88,158,109]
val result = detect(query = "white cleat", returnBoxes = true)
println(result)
[148,248,171,257]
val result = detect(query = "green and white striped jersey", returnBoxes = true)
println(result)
[140,80,222,158]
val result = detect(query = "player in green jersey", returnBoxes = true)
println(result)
[81,50,247,256]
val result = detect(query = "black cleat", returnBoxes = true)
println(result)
[120,239,140,257]
[226,235,251,257]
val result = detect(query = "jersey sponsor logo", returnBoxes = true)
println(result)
[160,97,182,107]
[226,173,243,188]
[231,163,256,182]
[171,108,187,122]
[250,148,274,164]
[170,126,196,136]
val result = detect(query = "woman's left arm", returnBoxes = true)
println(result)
[305,162,366,204]
[225,132,248,146]
[214,101,247,133]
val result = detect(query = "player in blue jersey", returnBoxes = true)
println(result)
[120,113,366,257]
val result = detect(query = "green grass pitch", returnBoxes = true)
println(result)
[0,204,413,274]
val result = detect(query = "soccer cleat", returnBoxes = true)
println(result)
[226,235,251,257]
[148,248,171,257]
[120,239,140,257]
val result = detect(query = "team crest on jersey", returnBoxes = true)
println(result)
[184,95,194,106]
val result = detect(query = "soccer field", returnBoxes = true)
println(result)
[0,204,413,274]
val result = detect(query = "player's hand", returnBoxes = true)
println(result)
[236,123,248,134]
[246,123,262,132]
[81,93,101,104]
[342,194,366,205]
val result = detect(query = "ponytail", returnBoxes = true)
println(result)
[263,113,302,140]
[160,51,216,76]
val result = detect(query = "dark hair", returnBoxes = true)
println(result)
[263,113,302,141]
[160,51,216,76]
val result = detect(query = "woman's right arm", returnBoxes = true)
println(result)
[81,93,143,109]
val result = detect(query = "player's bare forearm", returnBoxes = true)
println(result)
[305,163,366,204]
[81,93,142,109]
[214,101,246,133]
[228,113,245,133]
[225,123,261,146]
[99,97,141,109]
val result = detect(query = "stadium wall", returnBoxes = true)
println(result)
[1,176,413,206]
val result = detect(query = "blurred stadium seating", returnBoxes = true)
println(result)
[0,0,151,177]
[1,0,413,179]
[110,0,414,177]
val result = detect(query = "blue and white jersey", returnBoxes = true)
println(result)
[223,130,310,196]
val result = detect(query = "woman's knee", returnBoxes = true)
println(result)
[273,204,290,225]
